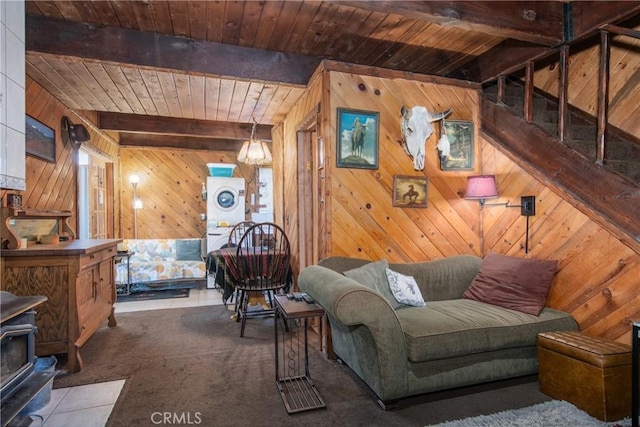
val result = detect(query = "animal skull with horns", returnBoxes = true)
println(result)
[400,105,453,170]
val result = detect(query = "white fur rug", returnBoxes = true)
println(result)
[430,400,631,427]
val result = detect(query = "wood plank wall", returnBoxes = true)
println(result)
[3,77,120,236]
[279,63,638,344]
[277,70,324,283]
[481,140,640,343]
[118,148,258,239]
[18,61,639,344]
[13,78,259,243]
[325,69,482,262]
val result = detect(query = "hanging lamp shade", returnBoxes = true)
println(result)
[237,119,272,165]
[237,139,272,165]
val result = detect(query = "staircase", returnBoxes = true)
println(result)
[483,79,640,184]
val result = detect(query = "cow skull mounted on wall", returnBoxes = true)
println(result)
[400,105,453,170]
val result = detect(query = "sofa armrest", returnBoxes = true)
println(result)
[299,265,409,399]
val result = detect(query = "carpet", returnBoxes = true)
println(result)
[52,306,615,427]
[430,400,631,427]
[116,288,190,302]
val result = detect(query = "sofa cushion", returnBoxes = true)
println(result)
[127,239,176,262]
[343,259,401,309]
[176,239,202,261]
[398,299,579,363]
[462,253,557,315]
[385,268,426,307]
[119,239,206,284]
[389,255,483,301]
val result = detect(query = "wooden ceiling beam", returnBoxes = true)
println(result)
[449,2,640,83]
[26,15,320,87]
[447,40,551,83]
[339,1,564,46]
[118,133,245,151]
[570,2,640,38]
[97,112,273,141]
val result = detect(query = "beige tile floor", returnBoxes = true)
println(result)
[26,288,225,427]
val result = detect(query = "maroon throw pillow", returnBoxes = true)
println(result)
[462,252,557,316]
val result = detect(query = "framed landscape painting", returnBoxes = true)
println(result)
[439,120,474,171]
[26,115,56,163]
[336,108,379,169]
[393,175,428,208]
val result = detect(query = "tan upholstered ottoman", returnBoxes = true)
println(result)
[537,331,631,422]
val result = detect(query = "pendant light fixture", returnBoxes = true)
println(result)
[237,118,272,165]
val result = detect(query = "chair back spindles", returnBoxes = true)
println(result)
[234,222,291,337]
[228,220,256,248]
[236,222,290,291]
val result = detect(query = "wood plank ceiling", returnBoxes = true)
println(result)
[24,1,639,149]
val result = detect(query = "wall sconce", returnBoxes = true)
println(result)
[465,175,536,253]
[237,119,272,165]
[61,116,91,151]
[130,174,143,239]
[464,175,499,206]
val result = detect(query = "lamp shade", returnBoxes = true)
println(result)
[237,139,272,165]
[465,175,499,200]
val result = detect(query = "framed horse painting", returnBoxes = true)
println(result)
[336,108,379,169]
[393,175,428,208]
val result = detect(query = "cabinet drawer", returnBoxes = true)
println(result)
[79,247,116,270]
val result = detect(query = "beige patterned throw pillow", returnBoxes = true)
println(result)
[385,268,426,307]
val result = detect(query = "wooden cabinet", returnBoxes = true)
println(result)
[1,239,121,373]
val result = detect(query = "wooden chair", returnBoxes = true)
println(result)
[227,220,256,248]
[225,221,256,309]
[234,222,291,337]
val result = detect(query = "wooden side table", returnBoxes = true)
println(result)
[114,251,134,296]
[274,294,326,414]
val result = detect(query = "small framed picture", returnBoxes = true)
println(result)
[26,115,56,163]
[439,120,474,171]
[336,108,379,169]
[393,175,428,208]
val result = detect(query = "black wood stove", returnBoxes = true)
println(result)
[0,291,53,426]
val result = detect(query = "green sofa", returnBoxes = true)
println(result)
[298,255,579,409]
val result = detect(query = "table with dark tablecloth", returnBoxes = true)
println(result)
[206,248,292,304]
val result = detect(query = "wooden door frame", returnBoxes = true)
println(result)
[296,106,325,271]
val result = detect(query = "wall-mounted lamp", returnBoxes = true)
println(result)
[464,175,499,206]
[465,175,536,253]
[61,116,91,150]
[130,174,143,239]
[237,119,272,165]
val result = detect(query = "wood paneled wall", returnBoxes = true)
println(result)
[20,56,639,344]
[278,62,638,344]
[325,67,482,262]
[118,147,258,239]
[276,69,324,282]
[11,77,119,236]
[481,139,640,343]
